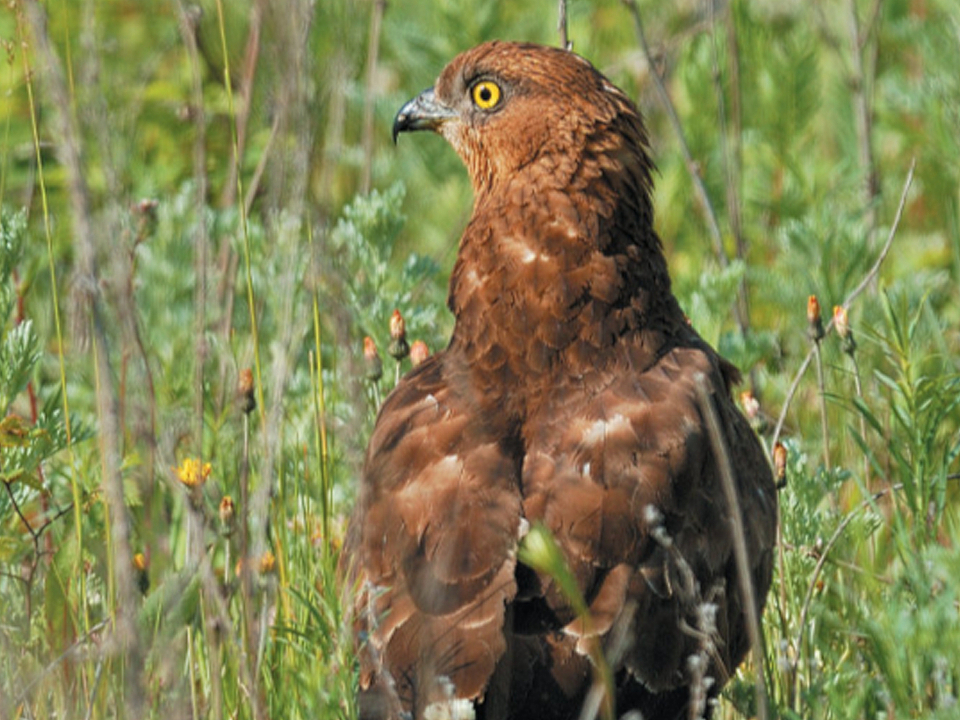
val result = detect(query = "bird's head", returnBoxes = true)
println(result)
[393,41,653,198]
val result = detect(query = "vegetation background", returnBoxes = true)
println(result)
[0,0,957,718]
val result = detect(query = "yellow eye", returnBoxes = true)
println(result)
[471,80,502,110]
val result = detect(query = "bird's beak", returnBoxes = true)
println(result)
[392,88,457,144]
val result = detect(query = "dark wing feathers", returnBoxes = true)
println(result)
[346,40,777,720]
[347,355,523,714]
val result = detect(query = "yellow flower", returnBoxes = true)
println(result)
[174,458,212,488]
[259,550,276,574]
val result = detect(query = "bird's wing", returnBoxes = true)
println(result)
[520,342,777,693]
[345,352,523,715]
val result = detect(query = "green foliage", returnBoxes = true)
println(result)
[328,183,446,353]
[857,290,960,533]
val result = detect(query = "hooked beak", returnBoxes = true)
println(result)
[392,87,457,144]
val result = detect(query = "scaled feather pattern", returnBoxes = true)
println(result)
[343,41,778,720]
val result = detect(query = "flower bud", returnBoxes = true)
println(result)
[807,295,824,342]
[410,340,430,367]
[363,336,383,381]
[833,305,856,354]
[388,309,410,360]
[238,368,256,415]
[773,442,788,488]
[219,495,236,532]
[133,552,149,594]
[740,390,766,432]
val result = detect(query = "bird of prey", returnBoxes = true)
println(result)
[344,40,777,720]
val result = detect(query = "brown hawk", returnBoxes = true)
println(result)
[343,41,777,720]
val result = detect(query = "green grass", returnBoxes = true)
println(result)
[0,0,958,718]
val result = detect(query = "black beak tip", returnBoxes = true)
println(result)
[392,87,450,146]
[392,114,406,145]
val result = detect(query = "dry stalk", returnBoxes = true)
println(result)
[23,1,145,712]
[695,375,769,720]
[558,0,572,50]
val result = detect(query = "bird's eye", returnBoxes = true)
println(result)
[471,80,502,110]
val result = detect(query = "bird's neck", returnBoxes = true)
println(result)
[446,163,685,406]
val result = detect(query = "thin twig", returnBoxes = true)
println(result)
[846,348,871,485]
[812,339,830,469]
[219,0,264,208]
[558,0,572,50]
[622,0,749,338]
[695,376,769,720]
[361,0,387,194]
[773,160,916,447]
[709,0,750,337]
[846,0,880,238]
[174,1,209,458]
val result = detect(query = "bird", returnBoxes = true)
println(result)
[342,40,777,720]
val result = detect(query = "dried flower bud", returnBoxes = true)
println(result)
[388,309,410,360]
[363,336,383,382]
[740,391,760,421]
[807,295,824,342]
[773,442,788,488]
[133,552,149,594]
[833,305,856,354]
[219,495,235,532]
[832,306,848,338]
[135,198,159,218]
[410,340,430,367]
[238,368,256,415]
